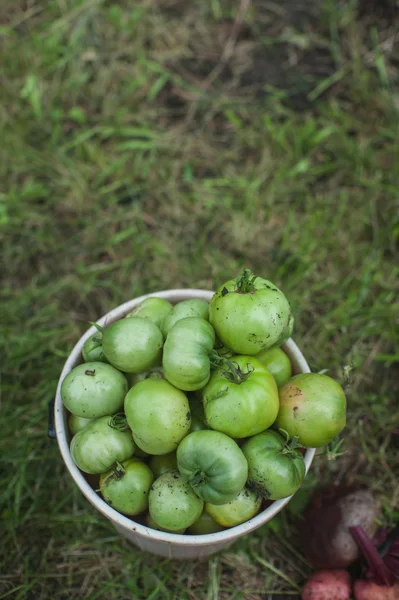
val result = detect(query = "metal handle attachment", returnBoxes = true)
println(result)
[48,398,56,439]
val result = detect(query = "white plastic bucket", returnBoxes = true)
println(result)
[54,289,315,559]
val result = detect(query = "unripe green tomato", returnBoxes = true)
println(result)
[125,378,191,455]
[148,471,203,531]
[256,347,292,388]
[209,269,291,354]
[100,458,154,516]
[161,299,209,338]
[276,373,346,447]
[82,332,107,363]
[70,416,135,474]
[68,414,96,435]
[61,362,127,418]
[126,297,173,331]
[205,488,261,527]
[187,511,225,534]
[102,317,163,373]
[149,452,177,477]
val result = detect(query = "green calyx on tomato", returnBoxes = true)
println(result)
[187,511,225,534]
[161,299,209,338]
[61,362,128,419]
[176,430,248,505]
[100,458,154,516]
[276,373,346,447]
[126,297,173,332]
[149,452,177,477]
[70,415,135,474]
[202,355,279,438]
[209,269,292,355]
[256,347,292,388]
[162,317,215,391]
[205,487,262,527]
[124,378,191,455]
[242,430,306,500]
[148,471,204,531]
[82,332,107,363]
[102,317,163,373]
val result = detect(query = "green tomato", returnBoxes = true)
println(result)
[146,514,186,534]
[242,430,306,500]
[276,373,346,447]
[99,458,154,516]
[187,511,225,534]
[256,347,292,388]
[125,366,164,389]
[209,269,291,355]
[149,471,203,531]
[126,297,173,331]
[202,355,279,438]
[177,430,248,505]
[189,399,208,432]
[68,414,96,435]
[149,452,177,477]
[205,488,261,527]
[163,317,215,391]
[124,378,191,455]
[82,332,107,363]
[102,317,163,373]
[61,362,128,418]
[70,415,135,474]
[161,299,209,338]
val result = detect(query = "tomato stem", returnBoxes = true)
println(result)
[89,321,104,334]
[109,413,130,431]
[235,268,258,293]
[209,352,253,384]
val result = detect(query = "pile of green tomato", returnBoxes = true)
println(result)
[62,269,347,534]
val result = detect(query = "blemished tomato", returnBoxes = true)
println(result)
[256,347,292,388]
[202,355,279,438]
[189,399,208,432]
[82,332,107,363]
[242,430,305,500]
[70,415,135,474]
[124,378,191,455]
[126,297,173,331]
[163,317,215,391]
[161,299,209,338]
[276,373,346,447]
[61,362,128,418]
[102,317,163,373]
[68,414,96,436]
[176,430,248,505]
[100,458,154,515]
[149,452,177,477]
[187,511,225,534]
[209,269,292,355]
[146,514,186,534]
[205,487,261,527]
[148,471,203,531]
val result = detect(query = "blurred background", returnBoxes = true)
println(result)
[1,0,398,598]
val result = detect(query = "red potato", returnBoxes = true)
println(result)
[354,580,399,600]
[301,570,351,600]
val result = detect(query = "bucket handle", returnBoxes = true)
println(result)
[48,398,56,439]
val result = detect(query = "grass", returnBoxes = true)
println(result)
[1,0,399,598]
